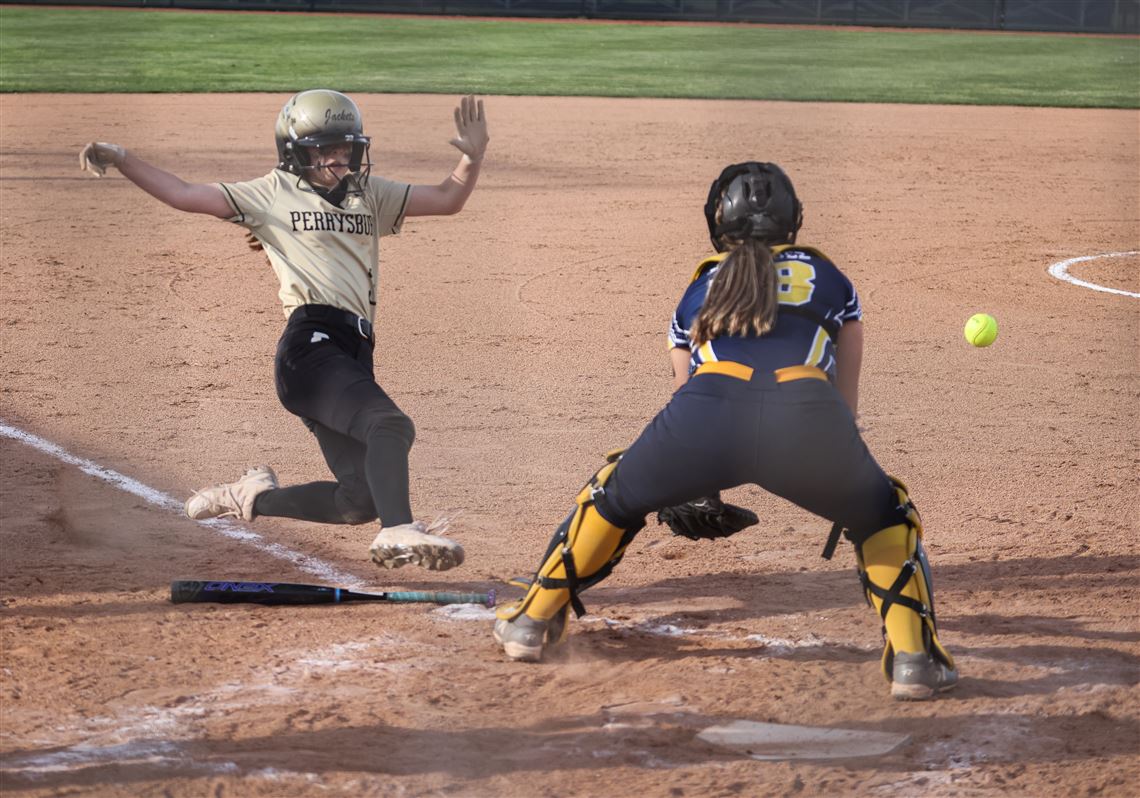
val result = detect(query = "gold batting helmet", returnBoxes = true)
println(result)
[275,89,372,194]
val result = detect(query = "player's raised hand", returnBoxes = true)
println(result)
[448,95,488,162]
[79,142,127,177]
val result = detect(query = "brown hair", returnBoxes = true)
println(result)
[689,238,778,348]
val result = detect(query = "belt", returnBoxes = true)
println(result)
[693,361,829,383]
[291,304,373,341]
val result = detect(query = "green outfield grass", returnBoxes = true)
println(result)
[1,7,1136,106]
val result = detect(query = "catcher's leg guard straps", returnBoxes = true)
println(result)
[822,474,918,559]
[857,522,955,682]
[860,524,926,655]
[497,459,642,624]
[501,504,630,622]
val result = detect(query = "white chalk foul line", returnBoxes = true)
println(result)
[1047,251,1139,298]
[0,421,362,587]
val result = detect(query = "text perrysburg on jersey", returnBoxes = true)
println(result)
[290,210,375,236]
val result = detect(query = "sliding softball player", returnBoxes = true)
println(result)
[80,91,489,571]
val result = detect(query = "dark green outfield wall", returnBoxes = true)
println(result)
[5,0,1138,33]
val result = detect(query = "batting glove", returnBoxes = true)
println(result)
[79,142,127,177]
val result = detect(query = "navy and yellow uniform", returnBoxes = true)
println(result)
[670,246,861,379]
[495,161,957,700]
[598,245,894,540]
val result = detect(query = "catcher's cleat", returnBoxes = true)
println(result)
[492,614,548,662]
[369,521,464,571]
[185,465,277,522]
[891,651,959,701]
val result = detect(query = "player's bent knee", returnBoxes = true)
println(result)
[332,489,377,525]
[354,407,415,450]
[391,412,415,447]
[338,505,378,525]
[369,411,414,448]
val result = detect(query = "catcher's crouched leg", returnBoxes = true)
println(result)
[852,477,958,701]
[494,456,643,662]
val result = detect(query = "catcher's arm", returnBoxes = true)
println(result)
[670,346,691,391]
[834,320,863,417]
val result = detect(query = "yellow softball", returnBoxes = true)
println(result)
[964,313,998,347]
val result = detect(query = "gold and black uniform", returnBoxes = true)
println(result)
[219,168,415,526]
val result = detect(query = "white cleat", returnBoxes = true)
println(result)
[185,465,277,522]
[369,520,464,571]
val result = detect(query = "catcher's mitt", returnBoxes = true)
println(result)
[656,496,758,541]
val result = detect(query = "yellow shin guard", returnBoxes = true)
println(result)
[861,524,926,655]
[514,505,625,620]
[855,480,955,682]
[497,458,639,630]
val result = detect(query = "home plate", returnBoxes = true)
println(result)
[698,720,909,761]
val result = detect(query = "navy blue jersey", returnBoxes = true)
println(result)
[669,245,862,379]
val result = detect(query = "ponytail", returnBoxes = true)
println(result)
[689,239,778,348]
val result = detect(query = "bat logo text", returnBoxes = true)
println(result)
[204,582,276,592]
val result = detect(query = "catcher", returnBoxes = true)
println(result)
[493,162,959,701]
[79,91,489,571]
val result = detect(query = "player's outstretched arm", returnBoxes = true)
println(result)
[405,95,489,218]
[79,142,232,218]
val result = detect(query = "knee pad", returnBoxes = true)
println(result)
[497,455,644,625]
[854,478,955,681]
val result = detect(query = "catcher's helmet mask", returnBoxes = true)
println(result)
[704,162,803,252]
[275,90,372,196]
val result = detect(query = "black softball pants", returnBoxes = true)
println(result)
[253,305,415,527]
[594,370,899,541]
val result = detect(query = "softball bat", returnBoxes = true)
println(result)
[170,580,495,607]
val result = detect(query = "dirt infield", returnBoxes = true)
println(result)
[1,94,1137,796]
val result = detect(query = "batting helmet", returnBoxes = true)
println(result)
[275,89,371,193]
[704,162,803,252]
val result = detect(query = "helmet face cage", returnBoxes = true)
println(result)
[289,134,372,195]
[275,90,372,195]
[704,162,803,252]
